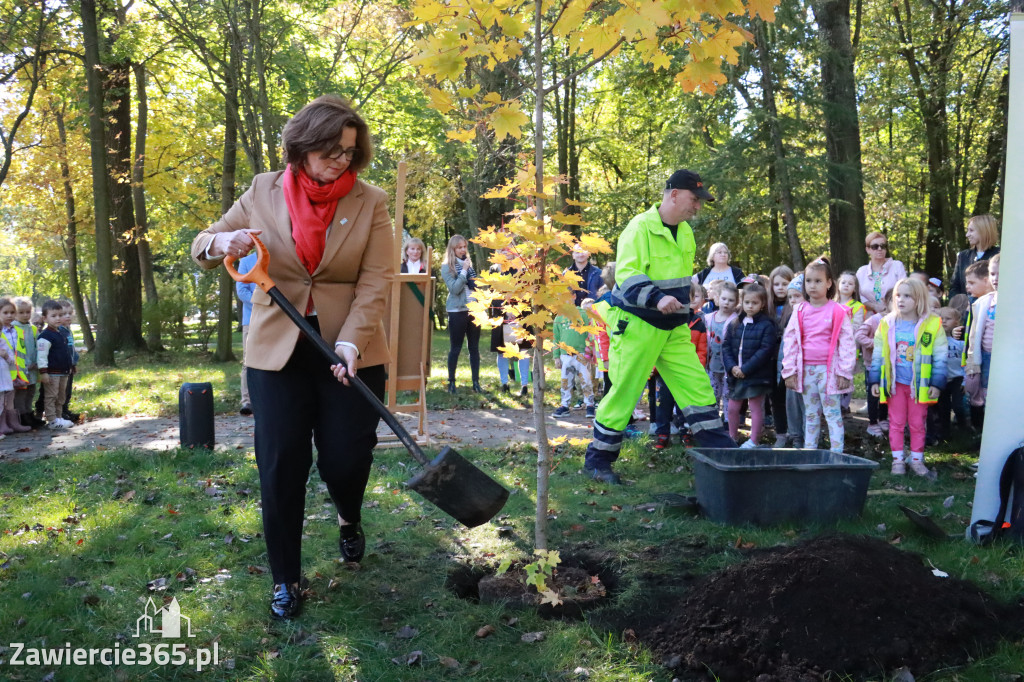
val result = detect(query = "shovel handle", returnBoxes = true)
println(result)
[218,233,430,467]
[223,233,276,293]
[263,287,431,467]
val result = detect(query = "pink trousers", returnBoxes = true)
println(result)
[887,382,928,453]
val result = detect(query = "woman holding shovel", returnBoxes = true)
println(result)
[191,95,393,620]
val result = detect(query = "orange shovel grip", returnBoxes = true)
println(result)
[223,233,276,293]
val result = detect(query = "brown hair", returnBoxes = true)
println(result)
[968,214,999,252]
[965,260,990,280]
[805,257,837,299]
[0,297,13,314]
[281,95,373,173]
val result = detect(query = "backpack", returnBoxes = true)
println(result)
[969,447,1024,544]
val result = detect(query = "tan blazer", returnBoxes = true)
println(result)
[191,171,393,371]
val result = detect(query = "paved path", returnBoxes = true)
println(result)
[0,400,872,463]
[0,407,597,462]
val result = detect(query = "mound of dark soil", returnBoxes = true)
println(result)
[640,534,1023,681]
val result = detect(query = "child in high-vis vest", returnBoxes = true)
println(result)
[782,259,856,454]
[552,305,596,419]
[12,297,42,428]
[869,278,946,476]
[0,298,22,438]
[836,271,865,415]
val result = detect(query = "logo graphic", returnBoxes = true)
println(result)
[134,598,195,639]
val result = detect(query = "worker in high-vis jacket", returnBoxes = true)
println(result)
[584,170,736,484]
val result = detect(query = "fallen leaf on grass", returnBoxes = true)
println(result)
[391,650,422,666]
[147,577,168,592]
[943,495,955,508]
[395,625,418,640]
[438,656,460,669]
[475,624,496,639]
[246,565,268,575]
[540,590,562,607]
[521,631,546,643]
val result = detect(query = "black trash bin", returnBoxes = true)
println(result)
[179,382,215,449]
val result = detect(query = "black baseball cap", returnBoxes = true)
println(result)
[665,169,715,202]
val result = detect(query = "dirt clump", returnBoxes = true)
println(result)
[640,534,1023,681]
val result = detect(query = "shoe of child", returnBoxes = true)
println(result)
[908,460,930,477]
[48,420,69,430]
[739,439,758,449]
[773,434,790,448]
[520,385,530,397]
[866,424,884,438]
[623,424,643,439]
[500,384,510,394]
[891,460,906,475]
[585,405,596,419]
[552,406,571,418]
[653,434,671,450]
[878,419,889,431]
[572,400,584,410]
[632,408,648,421]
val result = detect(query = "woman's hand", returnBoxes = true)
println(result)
[836,376,851,391]
[927,387,940,401]
[210,229,262,259]
[330,344,359,386]
[731,366,744,378]
[784,375,798,391]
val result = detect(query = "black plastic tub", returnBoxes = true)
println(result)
[689,448,879,526]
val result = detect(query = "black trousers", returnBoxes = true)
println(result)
[248,331,385,585]
[447,311,480,383]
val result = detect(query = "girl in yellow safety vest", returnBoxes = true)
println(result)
[869,278,946,477]
[836,271,866,414]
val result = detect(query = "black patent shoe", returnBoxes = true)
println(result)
[447,382,457,395]
[269,582,302,620]
[339,524,365,563]
[472,381,483,393]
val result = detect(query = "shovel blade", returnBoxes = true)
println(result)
[405,447,510,527]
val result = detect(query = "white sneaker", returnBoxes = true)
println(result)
[59,418,75,428]
[48,420,69,430]
[739,439,758,449]
[878,420,890,431]
[866,424,884,438]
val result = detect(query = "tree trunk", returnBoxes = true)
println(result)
[132,62,163,351]
[104,56,146,351]
[813,0,866,275]
[81,0,115,365]
[54,105,95,353]
[973,70,1008,217]
[216,57,240,363]
[532,0,550,552]
[755,21,804,270]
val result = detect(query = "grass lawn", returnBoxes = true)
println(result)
[70,329,569,419]
[1,434,1022,681]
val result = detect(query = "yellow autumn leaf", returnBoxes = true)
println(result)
[426,87,456,113]
[482,91,504,105]
[457,84,481,99]
[552,0,589,38]
[490,102,529,140]
[550,211,587,226]
[574,23,623,60]
[745,0,777,21]
[577,232,613,254]
[675,58,727,94]
[549,435,569,446]
[498,343,530,360]
[499,13,528,38]
[481,179,518,199]
[446,127,477,142]
[564,198,592,208]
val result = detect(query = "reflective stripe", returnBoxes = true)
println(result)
[689,417,725,433]
[620,274,650,290]
[593,419,620,438]
[589,438,622,452]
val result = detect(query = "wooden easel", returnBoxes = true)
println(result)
[380,161,433,446]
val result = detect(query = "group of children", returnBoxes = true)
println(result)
[546,248,1001,481]
[0,297,81,437]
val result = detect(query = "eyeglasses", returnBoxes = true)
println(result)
[321,146,359,161]
[868,243,888,251]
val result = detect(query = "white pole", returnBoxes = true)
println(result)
[968,3,1024,538]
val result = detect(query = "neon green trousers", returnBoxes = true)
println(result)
[595,306,716,431]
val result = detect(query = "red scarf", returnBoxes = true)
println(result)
[282,164,356,275]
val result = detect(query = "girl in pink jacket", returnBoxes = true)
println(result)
[782,259,857,453]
